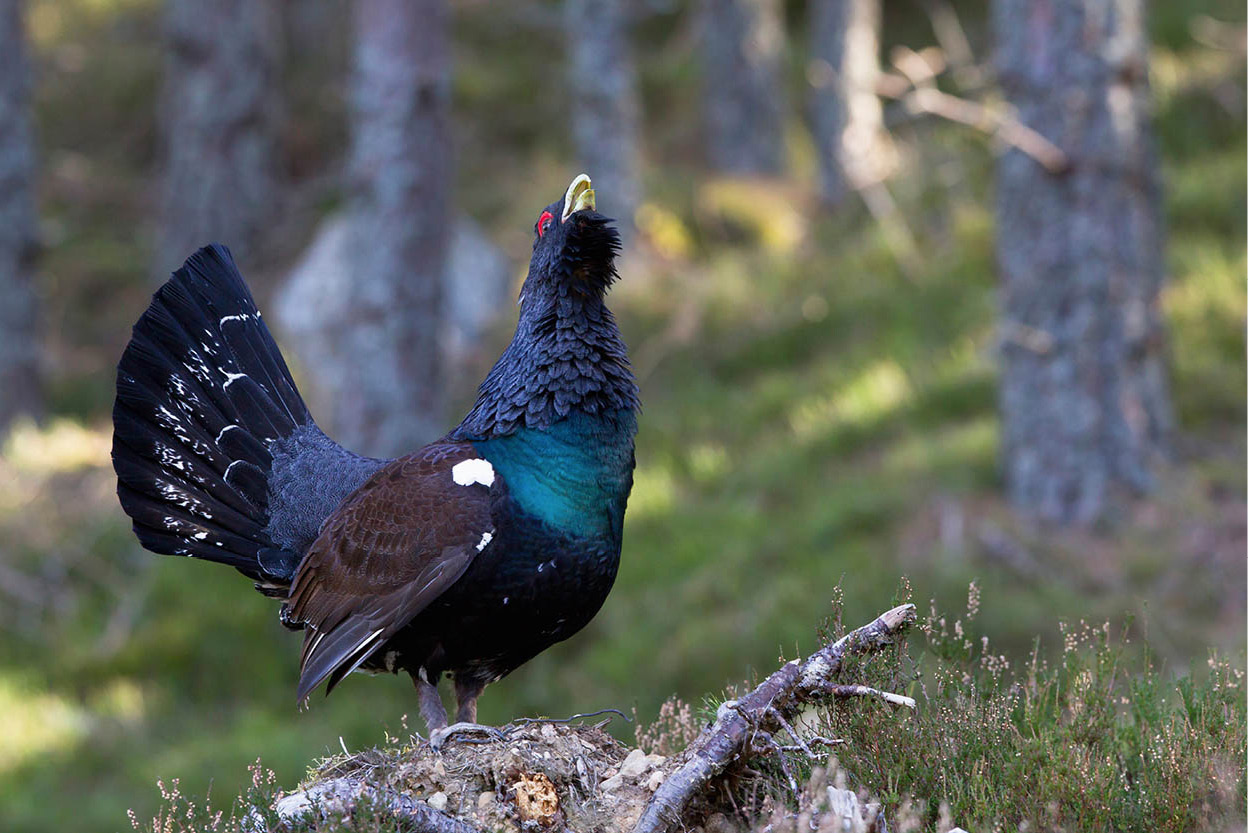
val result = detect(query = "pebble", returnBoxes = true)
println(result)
[275,793,311,820]
[427,791,448,811]
[478,791,496,809]
[619,749,651,779]
[647,771,666,792]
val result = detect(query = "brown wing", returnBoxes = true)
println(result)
[286,442,495,702]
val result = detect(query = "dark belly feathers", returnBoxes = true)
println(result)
[362,484,624,686]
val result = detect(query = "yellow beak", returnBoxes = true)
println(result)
[561,173,596,222]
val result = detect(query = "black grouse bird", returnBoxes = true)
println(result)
[112,175,639,745]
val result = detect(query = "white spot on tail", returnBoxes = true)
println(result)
[476,531,494,552]
[221,371,247,388]
[219,313,252,325]
[451,458,494,488]
[215,424,240,443]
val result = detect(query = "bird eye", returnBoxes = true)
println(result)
[537,210,554,238]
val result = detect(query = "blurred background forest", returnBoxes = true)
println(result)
[0,0,1243,829]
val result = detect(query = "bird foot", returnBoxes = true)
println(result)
[428,722,504,751]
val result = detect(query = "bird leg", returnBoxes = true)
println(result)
[428,677,500,751]
[454,677,485,724]
[415,671,448,733]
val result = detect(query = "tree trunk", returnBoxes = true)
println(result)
[157,0,280,275]
[276,215,508,447]
[565,0,641,230]
[994,0,1171,525]
[807,0,886,208]
[332,0,451,457]
[0,0,40,434]
[696,0,786,176]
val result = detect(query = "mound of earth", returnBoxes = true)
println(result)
[271,720,672,832]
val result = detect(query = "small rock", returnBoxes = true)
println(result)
[646,753,667,766]
[827,786,864,832]
[275,792,311,821]
[478,791,496,809]
[540,723,558,740]
[646,770,666,792]
[427,791,448,811]
[600,773,624,793]
[619,748,651,779]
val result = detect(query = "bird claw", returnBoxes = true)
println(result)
[428,722,504,751]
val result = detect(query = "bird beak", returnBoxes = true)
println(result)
[561,173,596,222]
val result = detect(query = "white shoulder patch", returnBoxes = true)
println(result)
[452,458,495,488]
[475,530,494,552]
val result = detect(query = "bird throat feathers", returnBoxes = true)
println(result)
[452,275,639,442]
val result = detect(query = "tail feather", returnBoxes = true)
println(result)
[176,259,308,431]
[113,245,313,585]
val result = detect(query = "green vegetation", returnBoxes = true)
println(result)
[121,587,1248,831]
[0,0,1243,830]
[806,588,1247,831]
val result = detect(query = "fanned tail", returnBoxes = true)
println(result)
[112,245,312,589]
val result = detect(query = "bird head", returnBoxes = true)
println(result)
[524,174,621,300]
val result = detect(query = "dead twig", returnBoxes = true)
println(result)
[769,708,814,759]
[901,87,1069,174]
[919,0,986,89]
[778,736,845,754]
[509,708,632,728]
[633,603,917,832]
[828,684,917,709]
[879,44,1069,174]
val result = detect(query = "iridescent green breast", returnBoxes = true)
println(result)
[474,410,637,539]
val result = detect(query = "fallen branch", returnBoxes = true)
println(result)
[829,683,917,709]
[273,776,477,833]
[634,603,917,833]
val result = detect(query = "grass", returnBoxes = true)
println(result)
[768,588,1248,831]
[0,0,1243,830]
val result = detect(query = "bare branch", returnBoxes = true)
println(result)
[829,684,917,709]
[634,604,917,832]
[902,87,1069,174]
[877,44,1069,174]
[919,0,986,88]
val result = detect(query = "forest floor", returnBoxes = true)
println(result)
[0,0,1244,830]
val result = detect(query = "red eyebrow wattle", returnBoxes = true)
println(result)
[537,210,554,237]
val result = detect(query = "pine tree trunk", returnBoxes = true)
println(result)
[332,0,451,456]
[994,0,1171,524]
[0,0,41,434]
[157,0,280,275]
[807,0,885,207]
[696,0,786,176]
[565,0,641,229]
